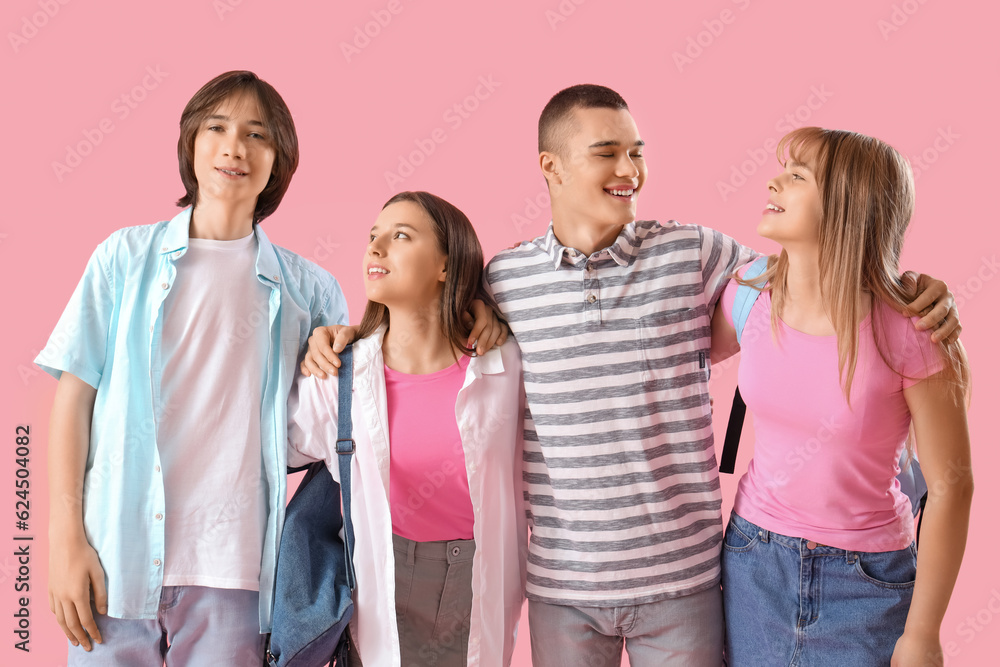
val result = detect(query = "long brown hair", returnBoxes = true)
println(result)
[739,127,969,403]
[176,70,298,224]
[355,191,504,357]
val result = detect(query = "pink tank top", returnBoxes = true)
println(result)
[384,355,474,541]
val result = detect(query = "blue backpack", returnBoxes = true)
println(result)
[267,345,358,667]
[719,257,928,527]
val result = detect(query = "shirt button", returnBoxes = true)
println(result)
[161,283,169,289]
[587,294,597,304]
[153,559,162,566]
[272,274,280,281]
[155,513,163,520]
[806,541,818,550]
[155,466,161,473]
[149,325,154,332]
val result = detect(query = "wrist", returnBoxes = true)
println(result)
[49,518,87,544]
[901,623,941,641]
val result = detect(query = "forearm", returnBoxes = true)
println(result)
[904,485,974,638]
[47,374,97,542]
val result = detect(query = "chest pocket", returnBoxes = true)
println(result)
[635,307,709,387]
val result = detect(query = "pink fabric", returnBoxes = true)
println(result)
[385,355,475,541]
[722,276,944,551]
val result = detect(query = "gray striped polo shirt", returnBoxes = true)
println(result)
[485,219,755,606]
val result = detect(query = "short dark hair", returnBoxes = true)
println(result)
[538,84,630,154]
[176,71,298,224]
[356,191,504,356]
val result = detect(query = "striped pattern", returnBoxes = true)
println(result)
[486,220,754,606]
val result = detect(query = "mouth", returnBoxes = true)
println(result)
[367,264,389,279]
[216,167,248,177]
[604,186,636,202]
[763,201,785,214]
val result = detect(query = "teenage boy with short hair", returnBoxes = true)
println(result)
[37,71,348,666]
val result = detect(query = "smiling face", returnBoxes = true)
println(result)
[543,106,647,236]
[363,200,447,310]
[757,149,824,250]
[192,93,276,211]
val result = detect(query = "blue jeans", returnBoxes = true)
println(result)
[721,512,915,666]
[67,586,264,666]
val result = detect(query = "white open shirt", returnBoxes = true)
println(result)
[287,327,528,666]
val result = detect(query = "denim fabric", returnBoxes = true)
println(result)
[722,512,915,666]
[67,586,264,666]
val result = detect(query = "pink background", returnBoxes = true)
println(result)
[2,0,997,664]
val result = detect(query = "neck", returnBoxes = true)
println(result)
[190,198,257,240]
[551,204,624,256]
[382,303,460,374]
[783,247,824,307]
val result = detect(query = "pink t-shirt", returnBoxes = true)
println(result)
[722,277,944,551]
[385,355,474,542]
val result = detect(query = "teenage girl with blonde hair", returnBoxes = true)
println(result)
[712,127,972,666]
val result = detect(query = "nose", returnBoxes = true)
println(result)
[222,131,246,160]
[767,177,779,193]
[616,153,640,180]
[367,236,385,256]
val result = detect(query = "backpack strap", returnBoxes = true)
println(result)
[335,345,357,591]
[732,256,769,344]
[720,257,768,474]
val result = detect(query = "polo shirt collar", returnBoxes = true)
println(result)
[538,220,639,269]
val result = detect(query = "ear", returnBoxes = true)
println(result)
[438,257,448,283]
[540,151,562,186]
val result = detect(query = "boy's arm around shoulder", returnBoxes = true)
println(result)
[47,372,106,652]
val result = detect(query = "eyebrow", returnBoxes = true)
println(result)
[588,139,646,148]
[370,223,419,233]
[206,114,265,128]
[787,160,813,171]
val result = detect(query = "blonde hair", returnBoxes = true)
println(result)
[739,127,968,403]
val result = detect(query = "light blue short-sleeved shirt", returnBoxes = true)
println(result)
[35,207,348,631]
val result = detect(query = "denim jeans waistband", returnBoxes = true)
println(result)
[729,512,906,560]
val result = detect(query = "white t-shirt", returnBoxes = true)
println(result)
[157,232,271,590]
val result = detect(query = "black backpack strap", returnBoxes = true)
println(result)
[720,386,746,474]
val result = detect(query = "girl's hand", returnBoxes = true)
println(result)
[891,631,944,667]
